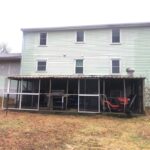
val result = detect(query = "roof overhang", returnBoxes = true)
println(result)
[0,53,21,61]
[21,22,150,32]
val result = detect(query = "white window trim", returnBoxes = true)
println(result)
[39,32,48,46]
[75,31,85,43]
[74,59,84,74]
[110,43,121,45]
[36,59,47,72]
[110,58,121,75]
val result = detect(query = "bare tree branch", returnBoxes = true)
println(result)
[0,43,11,54]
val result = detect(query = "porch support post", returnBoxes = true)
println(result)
[98,78,100,113]
[78,79,80,112]
[37,79,41,110]
[142,79,145,113]
[48,79,51,109]
[19,79,23,109]
[84,79,86,110]
[15,80,19,107]
[123,79,126,112]
[7,79,11,93]
[103,79,105,112]
[50,79,53,110]
[62,96,64,110]
[4,79,11,110]
[103,79,105,95]
[66,79,69,110]
[16,80,19,93]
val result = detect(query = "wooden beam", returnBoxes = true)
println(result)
[6,93,9,116]
[103,79,105,112]
[98,79,100,113]
[48,79,51,109]
[66,79,69,110]
[78,79,80,112]
[62,96,64,110]
[15,80,19,108]
[142,79,145,113]
[19,79,23,109]
[7,79,10,93]
[123,79,126,112]
[5,78,11,114]
[3,79,10,110]
[79,94,99,96]
[37,79,41,110]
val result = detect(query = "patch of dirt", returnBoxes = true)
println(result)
[0,110,150,150]
[0,111,82,150]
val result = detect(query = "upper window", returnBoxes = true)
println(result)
[37,60,46,71]
[112,28,120,43]
[76,30,84,42]
[112,59,120,74]
[76,59,83,74]
[40,33,47,45]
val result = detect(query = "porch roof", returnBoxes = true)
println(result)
[8,75,145,80]
[0,53,21,61]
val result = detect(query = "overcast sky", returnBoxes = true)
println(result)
[0,0,150,52]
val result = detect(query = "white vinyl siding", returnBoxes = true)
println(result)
[21,27,150,82]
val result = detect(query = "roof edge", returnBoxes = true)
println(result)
[0,53,21,61]
[21,22,150,32]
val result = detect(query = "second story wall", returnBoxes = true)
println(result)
[21,26,150,85]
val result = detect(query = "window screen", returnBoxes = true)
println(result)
[76,59,83,73]
[40,33,47,45]
[76,31,84,42]
[37,61,46,71]
[112,28,120,43]
[112,60,120,73]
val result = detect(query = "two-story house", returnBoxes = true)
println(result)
[3,22,150,114]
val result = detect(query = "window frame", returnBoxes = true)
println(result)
[112,28,120,43]
[76,30,84,43]
[36,60,47,72]
[75,59,83,74]
[111,59,121,74]
[39,32,47,46]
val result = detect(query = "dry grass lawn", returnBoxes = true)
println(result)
[0,110,150,150]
